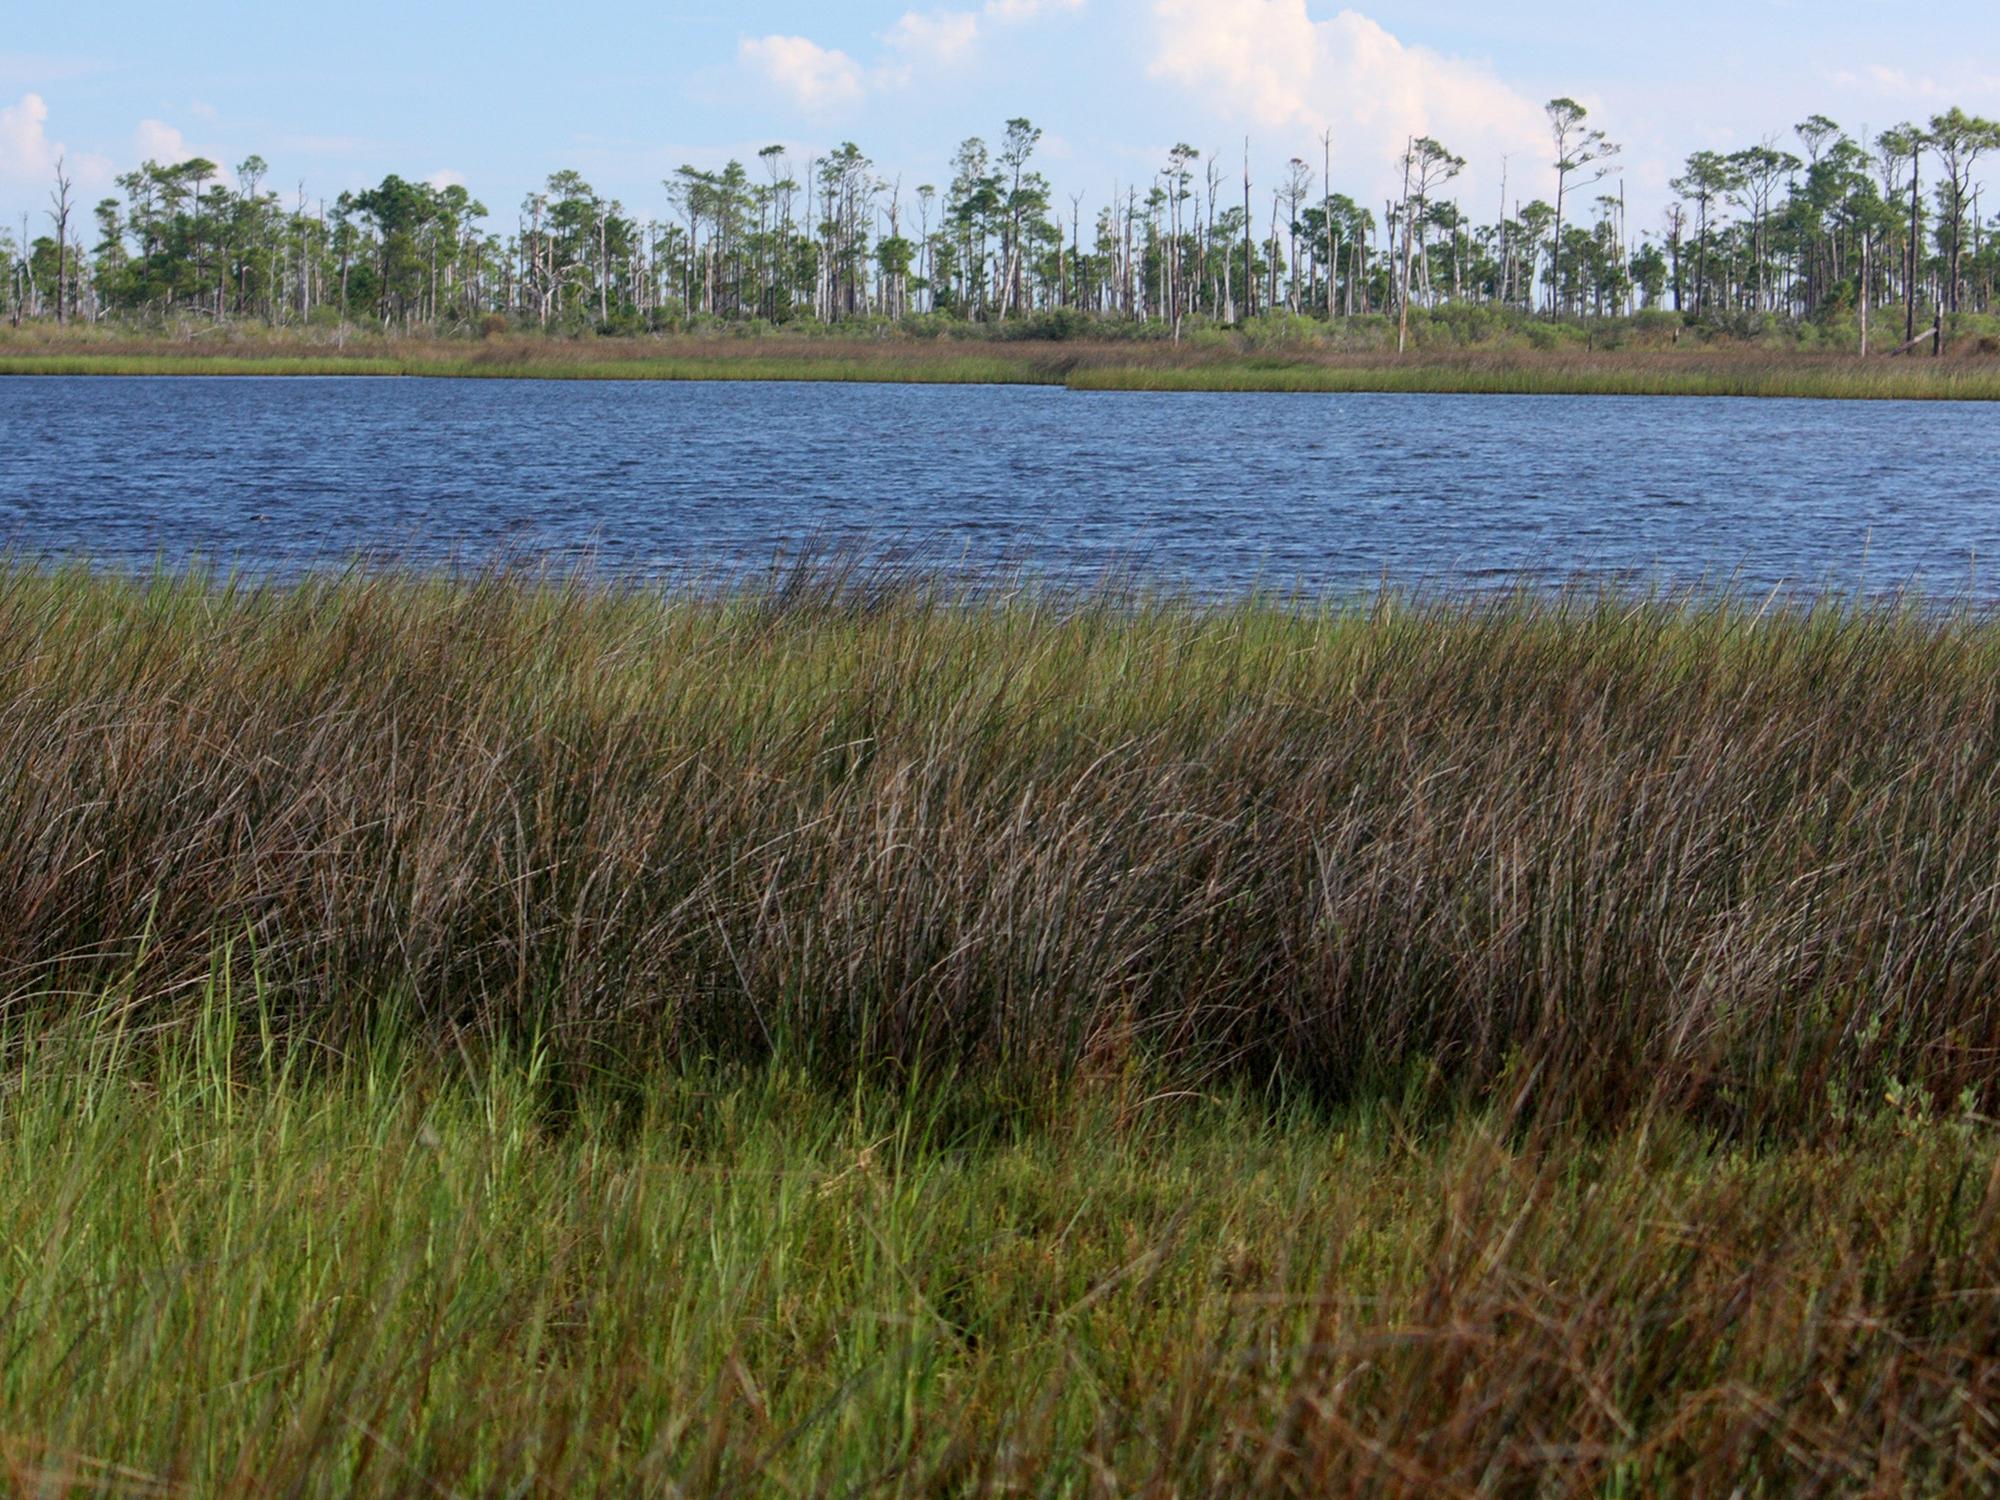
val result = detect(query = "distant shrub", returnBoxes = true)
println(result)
[1239,312,1325,348]
[1000,306,1095,342]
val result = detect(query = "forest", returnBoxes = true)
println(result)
[7,100,2000,348]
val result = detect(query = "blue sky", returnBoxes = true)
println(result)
[4,1,1997,238]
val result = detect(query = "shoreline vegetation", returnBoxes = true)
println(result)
[7,327,2000,398]
[5,566,2000,1489]
[11,108,2000,382]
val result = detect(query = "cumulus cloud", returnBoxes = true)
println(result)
[740,35,868,115]
[0,92,61,184]
[748,0,1083,112]
[885,9,982,69]
[0,91,113,194]
[1148,0,1550,199]
[134,117,192,162]
[126,117,238,191]
[0,91,117,204]
[426,169,466,190]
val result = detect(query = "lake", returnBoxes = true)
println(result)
[3,375,1996,597]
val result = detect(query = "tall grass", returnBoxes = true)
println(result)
[9,566,2000,1491]
[1067,352,2000,400]
[0,351,1057,384]
[0,1032,1992,1496]
[3,335,1998,397]
[3,567,2000,1134]
[2,1030,1996,1496]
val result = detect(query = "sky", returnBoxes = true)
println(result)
[4,1,1998,242]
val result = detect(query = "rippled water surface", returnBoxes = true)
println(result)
[4,375,1997,595]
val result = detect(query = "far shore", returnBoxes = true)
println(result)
[5,332,2000,400]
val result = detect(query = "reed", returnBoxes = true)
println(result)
[4,334,1998,397]
[1068,354,2000,399]
[0,352,1057,384]
[3,566,2000,1135]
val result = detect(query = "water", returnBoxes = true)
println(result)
[3,375,1997,597]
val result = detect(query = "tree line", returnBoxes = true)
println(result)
[7,101,1999,345]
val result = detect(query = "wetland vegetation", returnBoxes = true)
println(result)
[3,567,2000,1491]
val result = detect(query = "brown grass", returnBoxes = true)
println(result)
[4,324,1999,396]
[3,566,1999,1136]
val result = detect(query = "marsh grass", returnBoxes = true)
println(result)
[4,566,2000,1133]
[4,332,1998,397]
[4,1014,1999,1497]
[7,567,2000,1491]
[1065,350,2000,400]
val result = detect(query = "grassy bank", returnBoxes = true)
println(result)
[1067,352,2000,399]
[4,1037,1996,1496]
[0,349,1055,386]
[4,332,2000,397]
[9,567,2000,1490]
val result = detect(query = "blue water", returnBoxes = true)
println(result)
[2,375,1996,596]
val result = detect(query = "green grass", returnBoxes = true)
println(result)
[5,1019,1997,1496]
[4,337,1999,397]
[1066,356,2000,400]
[0,352,1057,384]
[7,566,2000,1491]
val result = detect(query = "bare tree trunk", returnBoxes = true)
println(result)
[1322,131,1335,320]
[1906,142,1921,350]
[1859,232,1870,357]
[48,156,72,326]
[1396,145,1413,355]
[1242,140,1253,320]
[1269,192,1280,314]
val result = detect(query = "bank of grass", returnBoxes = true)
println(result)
[3,1028,1997,1496]
[9,566,2000,1490]
[4,330,2000,397]
[0,350,1056,385]
[1067,351,2000,400]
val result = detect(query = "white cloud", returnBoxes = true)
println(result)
[748,0,1081,110]
[426,169,466,190]
[134,117,190,161]
[983,0,1085,18]
[886,9,982,69]
[0,91,59,183]
[884,0,1077,73]
[1148,1,1550,201]
[740,35,867,115]
[133,117,234,179]
[0,91,113,195]
[0,92,105,190]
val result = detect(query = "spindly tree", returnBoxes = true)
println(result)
[1394,135,1464,350]
[1725,143,1801,311]
[1671,150,1736,316]
[1926,108,2000,315]
[1546,98,1619,316]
